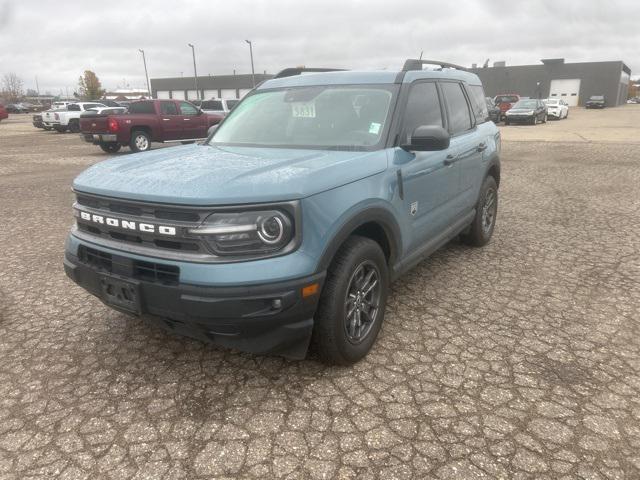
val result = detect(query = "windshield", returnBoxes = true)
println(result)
[544,99,559,105]
[495,95,519,103]
[513,100,538,109]
[209,85,396,150]
[201,100,224,110]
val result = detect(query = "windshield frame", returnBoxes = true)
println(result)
[205,83,400,152]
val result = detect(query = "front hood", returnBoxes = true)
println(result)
[73,144,388,205]
[507,108,534,114]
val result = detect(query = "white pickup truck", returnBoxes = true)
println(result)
[45,102,106,132]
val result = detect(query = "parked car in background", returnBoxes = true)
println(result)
[585,95,606,109]
[200,98,240,116]
[494,94,520,120]
[32,114,45,129]
[505,99,547,125]
[6,103,30,114]
[627,97,640,104]
[543,98,569,119]
[79,99,223,153]
[50,102,107,133]
[94,99,123,108]
[485,97,500,123]
[0,104,8,122]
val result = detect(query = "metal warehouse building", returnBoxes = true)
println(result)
[470,59,631,107]
[150,73,273,101]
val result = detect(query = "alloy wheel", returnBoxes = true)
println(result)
[482,188,497,235]
[344,260,381,344]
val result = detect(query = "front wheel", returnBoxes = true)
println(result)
[69,120,80,133]
[312,236,389,365]
[130,130,151,152]
[462,175,498,247]
[99,142,121,153]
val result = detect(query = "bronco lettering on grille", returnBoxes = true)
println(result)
[78,211,177,236]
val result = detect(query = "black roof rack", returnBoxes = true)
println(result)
[274,67,347,79]
[402,59,468,72]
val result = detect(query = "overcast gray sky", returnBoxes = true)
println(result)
[0,0,638,94]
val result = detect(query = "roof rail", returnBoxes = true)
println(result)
[402,59,469,72]
[274,67,347,79]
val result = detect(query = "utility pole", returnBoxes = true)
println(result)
[139,49,151,98]
[188,43,199,100]
[35,76,40,95]
[245,40,255,87]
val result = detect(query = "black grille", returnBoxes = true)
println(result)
[75,193,209,253]
[134,261,180,284]
[78,246,180,285]
[79,246,113,271]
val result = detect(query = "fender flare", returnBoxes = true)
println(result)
[316,203,403,273]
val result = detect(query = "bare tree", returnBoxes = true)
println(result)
[1,72,24,101]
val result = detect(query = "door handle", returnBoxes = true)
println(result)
[162,118,170,121]
[477,142,487,152]
[443,154,457,166]
[183,118,191,121]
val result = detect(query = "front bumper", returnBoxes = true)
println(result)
[63,245,325,359]
[505,114,534,122]
[81,133,117,144]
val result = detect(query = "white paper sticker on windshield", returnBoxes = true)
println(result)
[369,122,381,135]
[291,102,316,118]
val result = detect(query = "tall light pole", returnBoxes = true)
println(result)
[139,49,151,98]
[188,43,199,100]
[245,40,255,87]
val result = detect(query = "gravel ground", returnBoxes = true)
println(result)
[1,108,639,479]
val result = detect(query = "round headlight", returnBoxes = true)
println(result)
[258,214,285,244]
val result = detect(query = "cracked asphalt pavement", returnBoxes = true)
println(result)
[1,107,640,479]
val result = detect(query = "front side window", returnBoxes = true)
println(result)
[401,82,443,143]
[179,102,199,115]
[210,85,396,150]
[441,82,472,135]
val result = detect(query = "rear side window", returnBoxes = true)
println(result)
[401,82,443,143]
[441,82,472,135]
[129,102,156,114]
[67,104,80,111]
[160,101,178,115]
[467,85,489,124]
[180,102,199,115]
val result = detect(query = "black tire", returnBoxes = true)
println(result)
[99,142,121,153]
[462,175,498,247]
[54,126,67,133]
[312,236,389,365]
[130,130,151,152]
[69,120,80,133]
[504,120,510,126]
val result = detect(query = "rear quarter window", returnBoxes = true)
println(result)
[467,85,489,124]
[128,102,156,114]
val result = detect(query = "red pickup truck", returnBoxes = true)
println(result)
[80,99,223,153]
[493,94,520,122]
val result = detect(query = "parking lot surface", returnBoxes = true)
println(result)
[1,107,640,479]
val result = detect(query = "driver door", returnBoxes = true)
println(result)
[179,101,205,139]
[394,81,460,254]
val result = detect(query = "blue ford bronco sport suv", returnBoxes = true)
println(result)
[64,59,500,365]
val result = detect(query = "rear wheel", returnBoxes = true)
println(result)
[462,175,498,247]
[69,119,80,133]
[312,236,388,365]
[99,142,121,153]
[130,130,151,152]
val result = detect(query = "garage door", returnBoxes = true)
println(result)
[220,89,237,99]
[157,91,170,99]
[238,89,252,98]
[549,79,581,106]
[203,89,219,99]
[171,90,185,100]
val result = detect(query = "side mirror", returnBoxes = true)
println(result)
[401,125,450,152]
